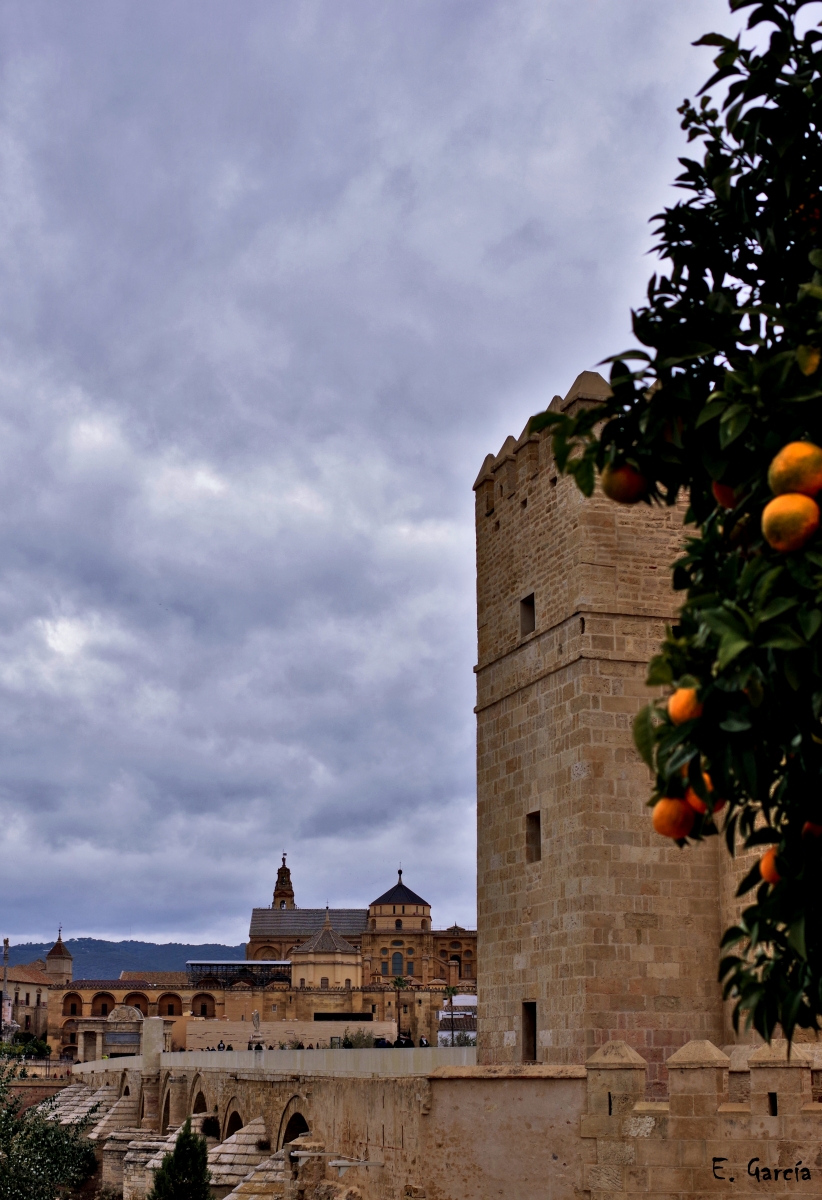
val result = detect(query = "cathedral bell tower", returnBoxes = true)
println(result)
[272,853,295,910]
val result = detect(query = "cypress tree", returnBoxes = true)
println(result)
[147,1118,213,1200]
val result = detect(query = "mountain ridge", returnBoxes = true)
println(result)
[6,938,246,980]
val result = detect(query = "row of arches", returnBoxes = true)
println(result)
[153,1071,309,1148]
[61,992,216,1018]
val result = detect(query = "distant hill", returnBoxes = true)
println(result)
[7,938,246,981]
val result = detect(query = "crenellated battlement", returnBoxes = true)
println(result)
[474,369,737,1089]
[472,370,612,517]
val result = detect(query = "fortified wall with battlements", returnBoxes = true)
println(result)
[472,370,755,1087]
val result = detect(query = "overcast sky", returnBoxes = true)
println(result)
[0,1,743,945]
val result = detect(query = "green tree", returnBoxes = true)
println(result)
[391,976,407,1038]
[147,1118,213,1200]
[529,0,822,1042]
[0,1062,96,1200]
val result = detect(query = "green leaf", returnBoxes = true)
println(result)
[788,918,807,960]
[695,400,728,427]
[756,596,797,622]
[717,634,752,670]
[719,406,751,448]
[527,410,561,436]
[632,703,657,770]
[809,249,822,269]
[646,656,674,686]
[761,629,806,650]
[799,609,822,640]
[573,456,595,497]
[736,860,764,897]
[719,715,752,731]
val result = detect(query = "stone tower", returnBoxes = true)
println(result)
[273,853,295,910]
[473,371,729,1090]
[45,931,73,986]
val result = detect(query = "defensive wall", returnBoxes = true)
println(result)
[64,1034,822,1198]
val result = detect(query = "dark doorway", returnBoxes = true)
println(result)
[282,1112,309,1145]
[225,1111,243,1138]
[522,1001,537,1062]
[161,1092,170,1135]
[193,1091,207,1114]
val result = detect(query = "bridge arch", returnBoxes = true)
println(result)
[277,1095,311,1149]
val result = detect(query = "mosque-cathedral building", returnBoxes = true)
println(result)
[38,859,476,1060]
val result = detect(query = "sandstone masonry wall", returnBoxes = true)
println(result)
[474,372,726,1087]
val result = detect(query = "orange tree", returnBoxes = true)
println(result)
[529,0,822,1042]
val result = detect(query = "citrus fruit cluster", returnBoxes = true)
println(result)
[761,442,822,553]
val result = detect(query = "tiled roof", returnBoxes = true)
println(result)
[118,971,188,987]
[7,965,50,986]
[69,980,153,990]
[292,922,358,956]
[47,934,72,960]
[249,908,368,939]
[370,870,428,908]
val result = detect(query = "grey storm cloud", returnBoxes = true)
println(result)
[0,0,739,942]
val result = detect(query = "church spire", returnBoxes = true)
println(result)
[273,851,295,910]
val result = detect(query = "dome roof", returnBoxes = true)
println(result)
[370,870,428,908]
[292,909,358,956]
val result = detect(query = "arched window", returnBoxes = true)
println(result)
[320,977,329,989]
[62,994,82,1017]
[344,978,351,989]
[91,993,116,1017]
[158,994,183,1017]
[192,993,215,1018]
[193,1091,207,1114]
[391,952,403,975]
[124,993,149,1015]
[395,919,402,930]
[280,900,286,909]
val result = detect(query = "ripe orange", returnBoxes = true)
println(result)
[684,772,726,815]
[601,464,647,504]
[761,493,820,552]
[767,441,822,496]
[759,847,781,884]
[712,480,738,509]
[668,687,703,725]
[802,821,822,838]
[652,798,695,839]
